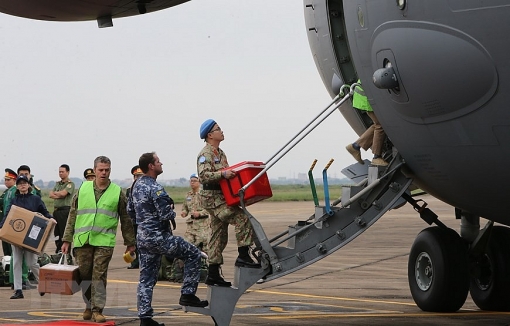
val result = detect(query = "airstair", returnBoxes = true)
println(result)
[183,85,413,326]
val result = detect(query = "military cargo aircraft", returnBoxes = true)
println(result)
[1,0,509,325]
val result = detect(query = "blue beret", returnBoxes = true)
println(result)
[200,119,216,139]
[190,173,198,179]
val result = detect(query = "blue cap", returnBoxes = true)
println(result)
[190,173,198,179]
[200,119,216,139]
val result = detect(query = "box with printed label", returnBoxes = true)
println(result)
[220,161,273,206]
[0,205,55,254]
[39,262,80,295]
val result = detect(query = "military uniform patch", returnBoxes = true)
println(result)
[199,156,206,164]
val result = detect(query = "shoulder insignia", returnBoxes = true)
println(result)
[156,190,162,196]
[199,156,206,164]
[66,184,72,188]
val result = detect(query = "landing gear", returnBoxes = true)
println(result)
[408,227,469,312]
[469,226,510,311]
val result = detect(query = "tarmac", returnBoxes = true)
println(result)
[1,196,510,325]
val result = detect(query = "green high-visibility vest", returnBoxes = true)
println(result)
[352,80,373,112]
[73,181,121,248]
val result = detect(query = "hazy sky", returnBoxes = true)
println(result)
[0,0,357,182]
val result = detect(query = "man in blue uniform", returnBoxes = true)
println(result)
[128,152,208,326]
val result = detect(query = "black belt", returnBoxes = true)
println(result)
[55,206,70,211]
[202,184,221,191]
[192,215,209,220]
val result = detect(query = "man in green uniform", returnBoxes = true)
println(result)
[0,168,17,256]
[49,164,75,256]
[61,156,136,323]
[197,119,260,287]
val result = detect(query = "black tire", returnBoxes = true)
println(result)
[408,227,469,312]
[470,226,510,311]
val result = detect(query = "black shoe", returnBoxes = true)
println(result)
[234,256,261,268]
[205,276,231,287]
[127,264,139,269]
[10,290,24,299]
[179,294,209,307]
[140,317,165,326]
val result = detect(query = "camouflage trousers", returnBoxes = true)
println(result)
[137,235,201,319]
[74,245,114,312]
[184,217,210,254]
[205,203,254,265]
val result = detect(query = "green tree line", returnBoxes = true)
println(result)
[40,184,344,212]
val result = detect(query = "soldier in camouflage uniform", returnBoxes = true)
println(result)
[181,174,210,252]
[61,156,136,324]
[128,152,208,326]
[197,119,260,288]
[166,173,210,283]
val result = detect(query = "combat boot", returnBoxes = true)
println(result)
[92,311,106,323]
[179,294,209,307]
[83,308,92,320]
[235,246,261,268]
[140,317,165,326]
[205,264,232,287]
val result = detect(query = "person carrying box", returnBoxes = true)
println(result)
[197,119,261,287]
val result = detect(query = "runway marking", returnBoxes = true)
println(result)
[262,311,510,320]
[8,280,510,323]
[248,289,416,307]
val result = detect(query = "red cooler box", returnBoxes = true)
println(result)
[220,161,272,206]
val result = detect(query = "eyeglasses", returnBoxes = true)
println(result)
[210,127,221,133]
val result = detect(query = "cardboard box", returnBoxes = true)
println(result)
[220,161,272,206]
[0,205,55,254]
[39,263,80,295]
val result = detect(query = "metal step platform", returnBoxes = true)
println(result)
[183,87,412,325]
[184,155,411,325]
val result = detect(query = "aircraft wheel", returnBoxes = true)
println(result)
[408,226,469,312]
[470,226,510,311]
